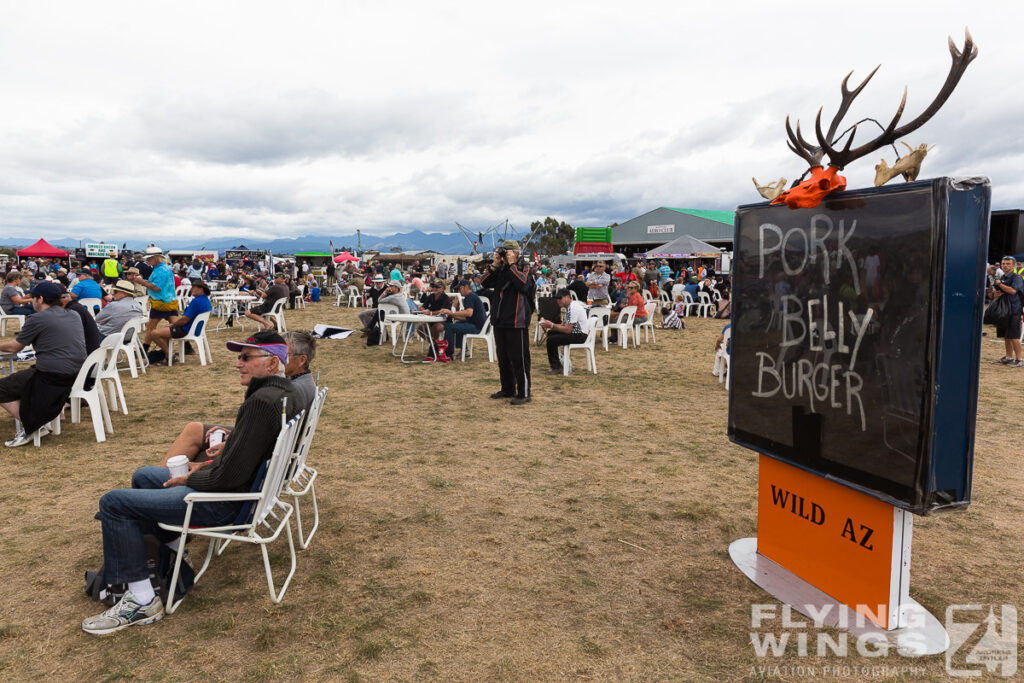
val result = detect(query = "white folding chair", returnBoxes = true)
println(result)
[265,299,287,332]
[461,318,495,362]
[285,387,328,549]
[78,298,103,318]
[0,309,24,336]
[98,335,129,415]
[635,301,658,344]
[168,311,213,367]
[69,346,114,442]
[561,320,598,375]
[159,412,304,613]
[606,305,637,349]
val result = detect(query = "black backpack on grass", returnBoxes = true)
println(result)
[84,534,194,606]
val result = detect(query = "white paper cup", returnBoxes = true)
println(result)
[167,455,190,479]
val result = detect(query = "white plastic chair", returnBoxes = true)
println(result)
[561,320,598,375]
[265,298,287,332]
[346,286,361,307]
[461,318,495,362]
[0,310,24,336]
[682,292,700,317]
[98,335,129,415]
[14,413,61,447]
[333,283,346,307]
[697,291,715,317]
[588,305,611,350]
[635,302,658,344]
[130,316,149,374]
[78,298,103,318]
[168,311,213,367]
[714,327,732,389]
[293,284,306,310]
[377,303,400,347]
[606,305,637,349]
[285,387,328,549]
[69,346,114,443]
[108,319,143,378]
[159,412,304,613]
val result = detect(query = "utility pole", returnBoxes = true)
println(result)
[357,230,361,251]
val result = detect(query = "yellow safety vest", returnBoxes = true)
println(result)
[103,258,120,277]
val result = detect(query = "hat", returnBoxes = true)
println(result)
[387,280,402,289]
[500,239,519,250]
[29,281,62,299]
[144,246,163,257]
[372,275,384,282]
[126,267,140,275]
[112,280,136,296]
[456,279,471,288]
[191,280,211,294]
[226,331,289,366]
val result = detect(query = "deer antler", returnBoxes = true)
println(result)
[788,29,977,171]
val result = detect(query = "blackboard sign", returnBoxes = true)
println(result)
[728,178,990,514]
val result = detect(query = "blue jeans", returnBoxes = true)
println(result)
[444,321,480,352]
[99,466,242,584]
[8,304,34,316]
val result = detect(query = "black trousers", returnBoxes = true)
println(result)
[546,332,587,368]
[494,327,531,398]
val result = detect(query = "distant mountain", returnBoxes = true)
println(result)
[20,231,481,255]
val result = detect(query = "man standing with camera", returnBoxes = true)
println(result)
[481,240,534,405]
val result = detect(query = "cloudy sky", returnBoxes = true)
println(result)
[1,1,1021,244]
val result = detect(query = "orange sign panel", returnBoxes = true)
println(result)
[757,455,908,629]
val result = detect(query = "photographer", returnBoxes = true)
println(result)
[480,240,534,405]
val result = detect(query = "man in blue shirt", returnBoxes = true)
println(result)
[438,279,488,358]
[70,270,106,304]
[148,281,212,364]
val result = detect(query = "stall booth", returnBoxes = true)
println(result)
[16,238,72,269]
[634,234,723,273]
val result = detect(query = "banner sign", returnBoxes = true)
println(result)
[728,178,990,514]
[86,243,118,258]
[647,224,675,234]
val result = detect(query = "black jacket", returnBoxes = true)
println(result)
[480,262,534,329]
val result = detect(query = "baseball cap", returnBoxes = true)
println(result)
[29,282,63,299]
[501,240,519,250]
[225,331,289,366]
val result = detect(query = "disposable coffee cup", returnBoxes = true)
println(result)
[167,455,190,479]
[209,429,225,447]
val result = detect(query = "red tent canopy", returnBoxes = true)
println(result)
[333,251,360,263]
[16,238,70,258]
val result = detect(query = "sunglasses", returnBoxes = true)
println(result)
[237,352,273,362]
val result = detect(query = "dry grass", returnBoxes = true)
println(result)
[0,303,1020,681]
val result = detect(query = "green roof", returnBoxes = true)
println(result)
[294,252,333,257]
[664,208,735,225]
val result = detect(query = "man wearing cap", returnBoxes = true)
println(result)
[70,269,106,304]
[135,246,178,345]
[0,281,87,447]
[480,240,534,404]
[244,272,288,331]
[148,281,213,364]
[540,288,590,374]
[438,279,486,358]
[81,331,302,635]
[365,274,386,308]
[95,280,145,338]
[102,251,121,285]
[357,280,409,333]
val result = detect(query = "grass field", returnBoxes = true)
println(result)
[0,301,1020,681]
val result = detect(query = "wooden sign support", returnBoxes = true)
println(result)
[730,455,949,654]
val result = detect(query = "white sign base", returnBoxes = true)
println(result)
[730,537,949,656]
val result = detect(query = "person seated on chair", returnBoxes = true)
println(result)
[2,271,35,317]
[567,274,589,303]
[245,273,288,331]
[357,280,409,332]
[59,288,101,354]
[713,323,732,377]
[95,280,145,338]
[148,281,213,365]
[0,282,87,447]
[439,279,487,357]
[283,330,317,410]
[540,288,589,374]
[607,282,647,344]
[418,280,451,353]
[70,269,107,305]
[82,331,302,635]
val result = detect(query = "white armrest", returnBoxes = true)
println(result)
[183,491,262,503]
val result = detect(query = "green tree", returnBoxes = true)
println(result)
[529,217,575,256]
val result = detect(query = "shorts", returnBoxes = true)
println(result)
[149,307,178,321]
[170,326,189,339]
[250,303,270,316]
[0,367,34,403]
[996,313,1022,340]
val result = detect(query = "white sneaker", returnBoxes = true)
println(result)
[4,429,30,447]
[82,590,164,635]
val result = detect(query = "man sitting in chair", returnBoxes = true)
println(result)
[95,280,145,338]
[81,331,302,635]
[244,273,288,331]
[0,282,87,447]
[540,288,589,374]
[147,281,213,365]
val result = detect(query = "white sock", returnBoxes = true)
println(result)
[165,538,181,553]
[127,580,156,605]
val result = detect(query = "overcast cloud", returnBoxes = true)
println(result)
[1,1,1021,244]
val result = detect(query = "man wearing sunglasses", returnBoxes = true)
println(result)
[81,330,303,635]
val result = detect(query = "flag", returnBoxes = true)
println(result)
[329,239,334,255]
